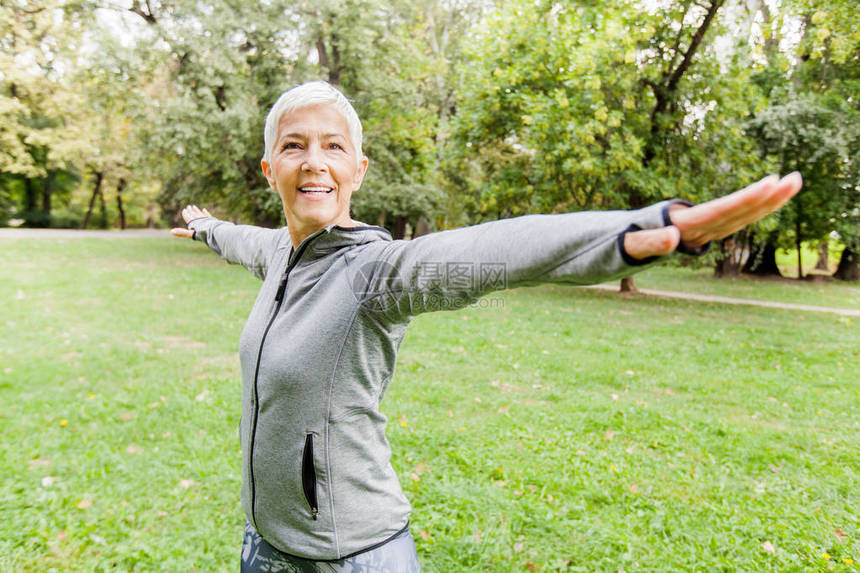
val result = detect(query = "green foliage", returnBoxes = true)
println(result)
[351,179,445,229]
[788,0,860,66]
[124,0,290,226]
[836,153,860,252]
[747,92,858,249]
[0,0,856,265]
[0,2,160,228]
[0,1,89,225]
[123,0,465,232]
[317,0,451,230]
[788,0,860,253]
[737,0,860,266]
[449,1,765,221]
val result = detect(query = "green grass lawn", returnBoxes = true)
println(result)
[1,237,857,572]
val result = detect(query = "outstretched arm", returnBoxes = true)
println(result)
[355,199,682,319]
[356,172,802,319]
[624,172,802,260]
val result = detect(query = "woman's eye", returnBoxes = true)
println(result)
[328,142,344,151]
[282,142,301,151]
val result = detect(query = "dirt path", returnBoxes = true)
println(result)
[2,228,857,316]
[0,228,168,239]
[586,284,859,317]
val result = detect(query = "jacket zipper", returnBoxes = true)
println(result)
[302,433,319,520]
[247,237,317,529]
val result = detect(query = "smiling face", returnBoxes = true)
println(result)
[261,104,368,247]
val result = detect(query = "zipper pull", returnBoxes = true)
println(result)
[311,507,318,521]
[274,273,288,302]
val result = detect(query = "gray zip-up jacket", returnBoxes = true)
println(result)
[189,200,683,560]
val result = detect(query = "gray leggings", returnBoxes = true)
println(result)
[240,521,421,573]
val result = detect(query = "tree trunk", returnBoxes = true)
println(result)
[316,31,342,86]
[619,277,638,293]
[316,36,330,78]
[411,217,430,239]
[22,177,46,227]
[24,177,37,212]
[742,240,782,276]
[833,247,859,281]
[739,0,763,41]
[714,257,741,277]
[392,215,407,240]
[758,2,781,62]
[714,237,742,277]
[82,171,104,230]
[329,37,342,85]
[42,170,53,220]
[116,178,127,230]
[815,241,829,271]
[795,221,803,279]
[128,0,158,24]
[98,182,108,229]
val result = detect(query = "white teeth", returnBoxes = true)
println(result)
[300,187,332,193]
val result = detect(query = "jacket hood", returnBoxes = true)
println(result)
[292,223,392,261]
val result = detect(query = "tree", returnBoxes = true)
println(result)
[735,0,859,279]
[790,0,860,281]
[70,31,146,229]
[450,0,761,290]
[747,93,856,278]
[112,0,459,235]
[832,151,860,281]
[115,0,290,227]
[0,1,156,229]
[286,0,481,236]
[0,1,85,226]
[310,0,445,236]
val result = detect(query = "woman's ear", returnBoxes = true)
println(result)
[260,160,277,191]
[353,156,369,190]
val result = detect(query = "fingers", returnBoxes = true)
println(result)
[672,172,802,246]
[171,228,194,239]
[675,175,777,232]
[766,172,802,211]
[715,172,802,236]
[624,226,681,260]
[180,204,211,224]
[718,173,799,227]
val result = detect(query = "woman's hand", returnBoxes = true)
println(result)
[170,205,212,239]
[623,172,802,260]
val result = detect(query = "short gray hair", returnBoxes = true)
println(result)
[262,81,364,167]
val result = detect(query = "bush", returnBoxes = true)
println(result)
[17,210,52,228]
[50,207,86,229]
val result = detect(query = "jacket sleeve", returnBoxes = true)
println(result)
[187,216,283,280]
[358,200,683,318]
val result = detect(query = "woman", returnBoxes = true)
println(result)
[171,81,801,572]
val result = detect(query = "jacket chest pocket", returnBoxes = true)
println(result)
[302,433,319,520]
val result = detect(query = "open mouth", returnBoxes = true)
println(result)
[299,186,334,196]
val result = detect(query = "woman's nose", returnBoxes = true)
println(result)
[301,146,327,173]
